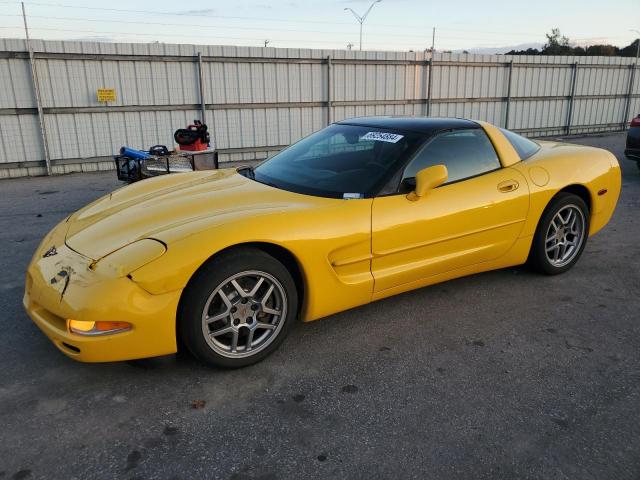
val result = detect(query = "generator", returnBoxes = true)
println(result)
[174,120,210,151]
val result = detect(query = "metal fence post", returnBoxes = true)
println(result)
[504,60,513,129]
[426,58,433,116]
[566,62,579,135]
[622,64,636,130]
[22,2,51,175]
[327,55,333,125]
[197,52,207,124]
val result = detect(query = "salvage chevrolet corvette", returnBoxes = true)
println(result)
[24,117,621,367]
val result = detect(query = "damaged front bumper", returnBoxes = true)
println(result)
[23,219,181,362]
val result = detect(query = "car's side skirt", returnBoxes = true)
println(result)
[371,235,533,302]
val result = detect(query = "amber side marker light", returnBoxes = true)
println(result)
[68,320,132,336]
[597,189,608,196]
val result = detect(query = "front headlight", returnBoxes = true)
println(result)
[91,239,167,277]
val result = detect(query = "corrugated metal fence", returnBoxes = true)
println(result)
[0,38,638,177]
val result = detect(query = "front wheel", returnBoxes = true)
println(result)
[179,248,298,368]
[528,192,590,275]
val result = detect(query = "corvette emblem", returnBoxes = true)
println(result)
[43,246,58,258]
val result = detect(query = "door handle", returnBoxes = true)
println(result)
[497,180,519,193]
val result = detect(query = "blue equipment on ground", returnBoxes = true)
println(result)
[119,146,151,159]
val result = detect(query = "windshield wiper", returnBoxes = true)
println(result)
[238,166,255,179]
[238,166,280,189]
[255,177,280,189]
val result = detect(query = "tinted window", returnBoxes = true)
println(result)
[500,128,540,160]
[253,124,422,198]
[402,129,501,184]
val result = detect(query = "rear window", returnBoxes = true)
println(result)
[500,128,540,160]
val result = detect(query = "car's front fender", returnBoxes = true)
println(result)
[129,199,375,322]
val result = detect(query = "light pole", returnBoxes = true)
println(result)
[431,27,436,56]
[344,0,382,51]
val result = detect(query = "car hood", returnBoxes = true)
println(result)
[64,169,316,260]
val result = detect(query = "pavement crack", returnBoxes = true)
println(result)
[564,339,593,352]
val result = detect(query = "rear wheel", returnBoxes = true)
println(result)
[528,193,590,275]
[179,248,298,368]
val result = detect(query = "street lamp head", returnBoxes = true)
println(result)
[344,7,362,22]
[344,0,383,50]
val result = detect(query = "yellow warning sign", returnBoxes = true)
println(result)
[97,88,116,103]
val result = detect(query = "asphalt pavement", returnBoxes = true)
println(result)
[0,132,639,480]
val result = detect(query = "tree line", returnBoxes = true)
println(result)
[506,28,639,56]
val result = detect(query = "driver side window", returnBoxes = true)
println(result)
[402,128,501,185]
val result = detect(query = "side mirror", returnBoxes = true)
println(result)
[406,165,448,201]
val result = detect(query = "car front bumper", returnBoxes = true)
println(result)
[23,220,181,362]
[626,127,640,160]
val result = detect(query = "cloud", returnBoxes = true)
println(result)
[174,8,216,15]
[342,0,409,2]
[71,36,117,43]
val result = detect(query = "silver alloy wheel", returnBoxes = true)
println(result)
[545,204,586,268]
[201,270,287,358]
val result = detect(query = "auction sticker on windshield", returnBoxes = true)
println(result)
[361,132,404,143]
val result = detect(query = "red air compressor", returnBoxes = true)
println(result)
[174,120,210,151]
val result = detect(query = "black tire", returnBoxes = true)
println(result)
[528,192,590,275]
[178,248,298,368]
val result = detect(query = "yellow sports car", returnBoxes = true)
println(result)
[24,117,621,367]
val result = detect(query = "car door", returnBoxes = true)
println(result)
[371,128,529,293]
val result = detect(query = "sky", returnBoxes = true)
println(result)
[0,0,638,53]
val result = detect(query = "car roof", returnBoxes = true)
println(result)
[335,116,480,134]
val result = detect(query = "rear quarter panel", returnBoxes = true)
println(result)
[512,141,621,238]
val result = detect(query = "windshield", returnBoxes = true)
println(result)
[250,124,423,198]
